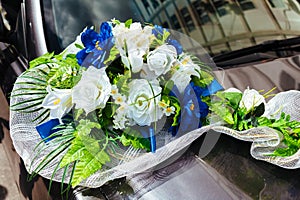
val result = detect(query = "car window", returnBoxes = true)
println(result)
[43,0,300,56]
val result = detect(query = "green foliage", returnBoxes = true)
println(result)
[258,113,300,157]
[47,54,81,89]
[60,133,110,186]
[222,92,242,110]
[29,52,55,69]
[75,43,84,49]
[162,80,174,96]
[29,122,76,192]
[60,119,110,186]
[113,71,131,96]
[119,128,150,151]
[212,90,300,157]
[76,119,101,135]
[104,46,120,67]
[192,70,214,88]
[112,19,121,25]
[210,101,234,125]
[125,19,133,28]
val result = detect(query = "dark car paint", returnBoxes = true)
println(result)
[0,0,300,199]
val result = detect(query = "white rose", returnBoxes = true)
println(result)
[72,67,111,114]
[240,88,265,111]
[141,45,177,80]
[127,79,163,126]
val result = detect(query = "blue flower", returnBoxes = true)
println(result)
[76,22,114,68]
[168,84,205,136]
[182,84,207,127]
[98,22,113,42]
[168,79,222,136]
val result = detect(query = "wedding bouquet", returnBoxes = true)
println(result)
[9,19,300,191]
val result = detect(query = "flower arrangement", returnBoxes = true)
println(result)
[9,19,300,192]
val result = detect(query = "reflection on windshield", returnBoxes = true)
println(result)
[49,0,300,56]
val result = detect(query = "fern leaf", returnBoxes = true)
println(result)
[71,149,110,186]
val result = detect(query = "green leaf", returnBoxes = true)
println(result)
[75,43,84,49]
[115,72,130,96]
[10,96,45,107]
[119,129,150,151]
[29,52,55,69]
[29,138,73,180]
[12,87,46,93]
[20,75,47,84]
[163,80,174,95]
[112,19,121,25]
[47,60,81,89]
[169,96,181,126]
[60,135,87,167]
[104,46,119,65]
[194,70,214,88]
[70,141,110,186]
[210,102,234,124]
[10,92,47,98]
[76,119,101,136]
[59,124,111,187]
[223,92,242,109]
[10,101,44,112]
[15,81,47,87]
[162,29,170,42]
[32,110,50,123]
[125,19,133,28]
[273,146,299,157]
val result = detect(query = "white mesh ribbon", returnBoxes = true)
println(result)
[10,80,300,187]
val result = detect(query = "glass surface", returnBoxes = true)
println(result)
[44,0,300,56]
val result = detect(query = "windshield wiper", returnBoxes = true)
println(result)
[213,36,300,67]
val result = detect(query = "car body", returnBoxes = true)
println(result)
[0,0,300,199]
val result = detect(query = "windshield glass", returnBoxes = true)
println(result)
[44,0,300,56]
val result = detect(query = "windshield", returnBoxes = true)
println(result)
[43,0,300,56]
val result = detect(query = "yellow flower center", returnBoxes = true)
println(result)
[166,107,173,113]
[53,98,61,105]
[111,89,117,95]
[116,96,123,103]
[190,103,194,111]
[95,41,102,50]
[158,101,167,108]
[182,57,189,65]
